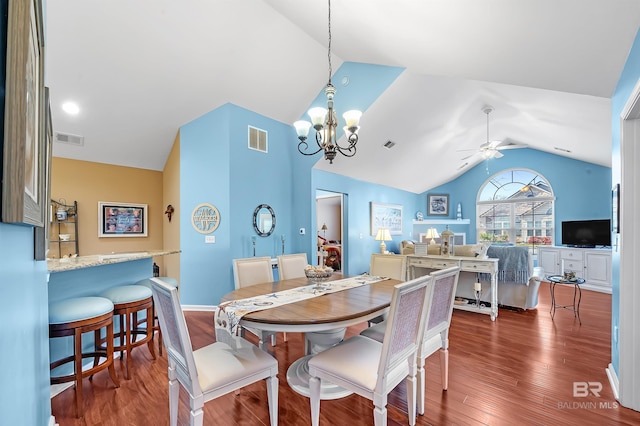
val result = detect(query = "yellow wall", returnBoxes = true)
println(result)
[50,158,164,257]
[162,133,181,279]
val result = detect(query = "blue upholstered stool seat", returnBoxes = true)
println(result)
[134,277,179,357]
[100,284,152,304]
[99,285,156,379]
[49,296,120,418]
[49,296,114,324]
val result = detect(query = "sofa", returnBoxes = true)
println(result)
[453,245,543,310]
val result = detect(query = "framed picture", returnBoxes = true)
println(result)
[2,0,46,227]
[370,202,403,236]
[427,194,449,216]
[99,202,148,237]
[612,183,620,234]
[34,87,53,260]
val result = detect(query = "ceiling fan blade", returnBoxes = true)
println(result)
[493,150,504,159]
[495,138,527,150]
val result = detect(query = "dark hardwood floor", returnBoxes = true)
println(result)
[51,281,640,425]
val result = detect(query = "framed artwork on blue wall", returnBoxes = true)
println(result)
[427,194,449,216]
[370,202,403,235]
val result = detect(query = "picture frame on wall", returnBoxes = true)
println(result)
[427,194,449,216]
[370,202,403,235]
[98,202,148,237]
[2,0,47,227]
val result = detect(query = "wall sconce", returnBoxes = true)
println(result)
[165,204,175,222]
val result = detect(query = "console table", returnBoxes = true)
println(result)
[406,255,499,320]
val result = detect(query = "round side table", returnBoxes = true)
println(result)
[547,275,586,324]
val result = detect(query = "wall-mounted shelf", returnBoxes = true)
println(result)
[49,200,79,259]
[413,219,470,225]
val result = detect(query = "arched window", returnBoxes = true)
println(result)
[477,169,555,253]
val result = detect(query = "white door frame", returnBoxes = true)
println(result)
[614,76,640,410]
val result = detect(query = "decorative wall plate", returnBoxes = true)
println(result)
[191,203,220,234]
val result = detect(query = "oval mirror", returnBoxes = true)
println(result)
[253,204,276,237]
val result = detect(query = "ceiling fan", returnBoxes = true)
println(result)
[460,105,527,162]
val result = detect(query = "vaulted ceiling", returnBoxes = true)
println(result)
[45,0,640,193]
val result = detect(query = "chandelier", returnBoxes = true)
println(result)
[293,0,362,164]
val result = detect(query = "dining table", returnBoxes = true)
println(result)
[220,273,400,400]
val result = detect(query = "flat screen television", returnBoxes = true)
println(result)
[561,219,611,247]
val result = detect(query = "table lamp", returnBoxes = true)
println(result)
[425,227,439,245]
[375,228,392,254]
[321,223,328,238]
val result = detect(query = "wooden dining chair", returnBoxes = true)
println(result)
[277,253,308,280]
[232,256,281,348]
[149,278,279,426]
[367,253,408,325]
[361,266,460,415]
[308,274,434,426]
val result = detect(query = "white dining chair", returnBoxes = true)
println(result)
[232,256,282,348]
[149,278,279,426]
[367,253,408,325]
[308,274,434,426]
[277,253,308,280]
[361,266,460,415]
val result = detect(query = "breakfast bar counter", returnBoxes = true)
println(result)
[47,250,180,273]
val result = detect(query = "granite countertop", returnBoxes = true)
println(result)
[47,249,180,273]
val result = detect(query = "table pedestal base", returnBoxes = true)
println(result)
[287,328,351,399]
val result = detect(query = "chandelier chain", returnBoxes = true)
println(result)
[327,0,332,84]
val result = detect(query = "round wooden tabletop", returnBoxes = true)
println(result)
[220,275,400,333]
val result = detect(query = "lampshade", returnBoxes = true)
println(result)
[375,228,392,241]
[425,227,439,245]
[321,224,328,231]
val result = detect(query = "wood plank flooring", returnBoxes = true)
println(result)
[51,281,640,425]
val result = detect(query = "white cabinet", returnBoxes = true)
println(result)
[538,247,560,275]
[537,246,611,293]
[583,250,611,289]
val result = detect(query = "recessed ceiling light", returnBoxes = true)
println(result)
[62,102,80,115]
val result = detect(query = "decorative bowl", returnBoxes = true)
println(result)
[305,268,333,280]
[59,234,71,241]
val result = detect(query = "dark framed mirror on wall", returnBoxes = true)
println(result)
[253,204,275,237]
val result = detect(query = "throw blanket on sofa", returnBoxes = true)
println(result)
[487,246,530,284]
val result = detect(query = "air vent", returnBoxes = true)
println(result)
[554,147,572,153]
[248,126,268,153]
[54,132,84,146]
[383,140,396,149]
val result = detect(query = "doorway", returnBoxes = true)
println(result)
[316,190,345,272]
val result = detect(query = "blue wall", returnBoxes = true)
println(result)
[424,148,612,244]
[611,28,640,374]
[179,104,297,305]
[0,225,51,425]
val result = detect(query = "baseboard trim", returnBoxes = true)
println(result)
[606,363,620,401]
[182,304,216,312]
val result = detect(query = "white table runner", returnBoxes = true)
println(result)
[214,274,387,348]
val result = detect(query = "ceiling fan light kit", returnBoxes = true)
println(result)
[459,105,526,166]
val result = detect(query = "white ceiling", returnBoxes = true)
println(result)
[44,0,640,194]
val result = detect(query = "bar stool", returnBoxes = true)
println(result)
[135,276,179,356]
[99,285,156,379]
[49,296,120,418]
